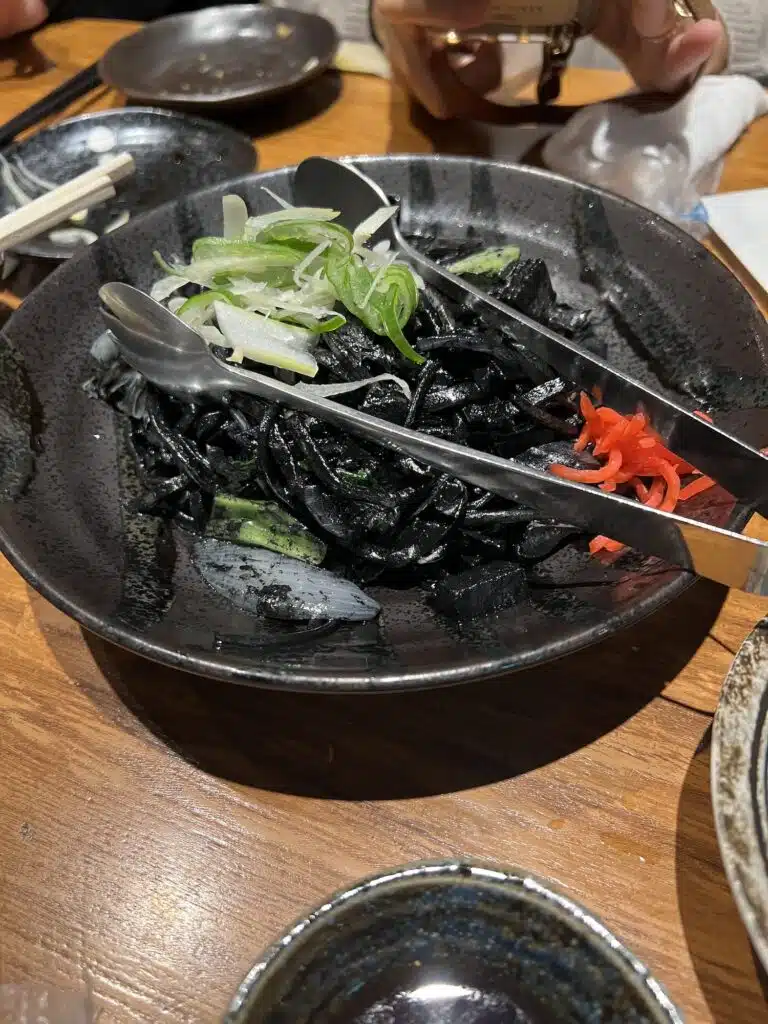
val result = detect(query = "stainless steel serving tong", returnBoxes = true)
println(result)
[99,157,768,596]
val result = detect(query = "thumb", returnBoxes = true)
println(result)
[662,19,721,89]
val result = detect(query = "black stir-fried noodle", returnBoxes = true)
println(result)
[86,239,602,621]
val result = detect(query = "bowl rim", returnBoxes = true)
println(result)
[711,617,768,974]
[222,859,684,1024]
[0,154,759,691]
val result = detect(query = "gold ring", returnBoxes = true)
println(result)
[673,0,696,19]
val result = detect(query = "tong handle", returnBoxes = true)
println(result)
[395,231,768,510]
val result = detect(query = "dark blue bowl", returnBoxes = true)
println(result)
[224,862,682,1023]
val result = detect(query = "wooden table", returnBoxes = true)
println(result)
[1,18,767,1024]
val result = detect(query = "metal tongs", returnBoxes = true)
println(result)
[101,157,768,596]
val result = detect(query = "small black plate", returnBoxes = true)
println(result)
[0,107,256,260]
[99,5,339,111]
[224,862,683,1023]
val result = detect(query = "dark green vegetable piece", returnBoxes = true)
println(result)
[207,494,327,564]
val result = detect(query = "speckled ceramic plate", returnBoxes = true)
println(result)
[223,861,683,1023]
[712,618,768,973]
[0,108,256,261]
[0,156,766,692]
[99,6,338,111]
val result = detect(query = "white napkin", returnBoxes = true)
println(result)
[542,75,768,234]
[704,188,768,290]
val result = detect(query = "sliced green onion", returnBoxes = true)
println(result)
[155,250,304,291]
[223,276,343,332]
[208,494,327,564]
[244,206,340,237]
[250,219,354,254]
[374,284,424,364]
[448,245,520,276]
[177,289,238,326]
[190,238,305,262]
[153,197,425,365]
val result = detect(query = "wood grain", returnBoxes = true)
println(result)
[0,18,767,1024]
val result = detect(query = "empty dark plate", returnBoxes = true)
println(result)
[0,107,256,261]
[223,861,683,1023]
[99,5,339,111]
[0,156,766,692]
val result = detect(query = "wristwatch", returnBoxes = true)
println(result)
[436,0,717,110]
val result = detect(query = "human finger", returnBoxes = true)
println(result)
[631,0,678,39]
[0,0,46,38]
[661,18,721,87]
[378,19,456,117]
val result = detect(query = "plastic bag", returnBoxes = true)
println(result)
[543,75,768,238]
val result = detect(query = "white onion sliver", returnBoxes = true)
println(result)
[11,157,56,192]
[104,210,131,234]
[167,296,186,313]
[353,204,398,245]
[293,239,330,285]
[195,539,380,622]
[294,372,411,400]
[0,154,34,208]
[222,194,248,239]
[150,275,189,301]
[260,186,293,209]
[214,301,318,377]
[48,228,98,247]
[198,324,227,347]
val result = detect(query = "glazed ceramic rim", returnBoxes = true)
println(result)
[223,860,683,1023]
[0,155,758,691]
[99,5,339,107]
[712,618,768,973]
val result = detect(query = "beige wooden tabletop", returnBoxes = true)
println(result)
[0,17,767,1024]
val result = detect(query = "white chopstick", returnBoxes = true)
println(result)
[51,151,136,197]
[0,151,136,252]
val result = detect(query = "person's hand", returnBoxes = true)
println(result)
[373,0,730,120]
[592,0,728,92]
[0,0,47,39]
[373,0,501,119]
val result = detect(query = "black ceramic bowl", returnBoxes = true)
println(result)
[1,156,766,691]
[223,861,682,1023]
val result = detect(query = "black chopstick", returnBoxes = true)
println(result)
[0,62,102,149]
